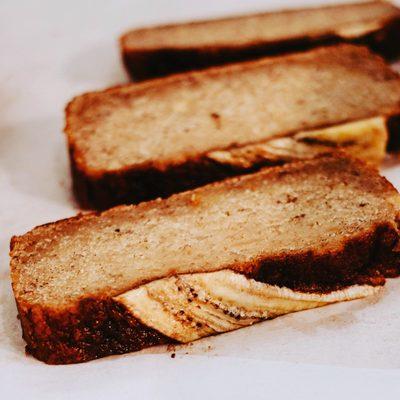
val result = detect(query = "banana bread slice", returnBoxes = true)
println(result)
[10,155,400,364]
[66,44,400,209]
[121,1,400,80]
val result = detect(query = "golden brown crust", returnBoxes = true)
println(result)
[121,16,400,81]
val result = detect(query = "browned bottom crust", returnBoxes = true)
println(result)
[17,221,400,364]
[18,299,174,365]
[122,19,400,81]
[70,115,400,211]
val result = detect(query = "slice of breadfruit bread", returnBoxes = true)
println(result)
[10,155,400,364]
[66,45,400,210]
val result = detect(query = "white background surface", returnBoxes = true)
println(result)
[2,0,400,398]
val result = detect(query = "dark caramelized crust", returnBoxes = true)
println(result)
[69,146,262,210]
[17,299,173,364]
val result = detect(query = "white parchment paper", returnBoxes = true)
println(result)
[1,0,400,398]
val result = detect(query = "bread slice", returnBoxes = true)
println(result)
[66,44,400,210]
[120,0,400,80]
[10,155,400,364]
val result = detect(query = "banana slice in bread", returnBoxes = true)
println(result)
[207,117,388,168]
[115,270,380,343]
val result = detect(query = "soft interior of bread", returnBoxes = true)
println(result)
[122,1,399,49]
[67,45,400,173]
[11,157,400,309]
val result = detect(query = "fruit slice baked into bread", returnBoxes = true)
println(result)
[10,155,400,364]
[66,44,400,209]
[120,0,400,80]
